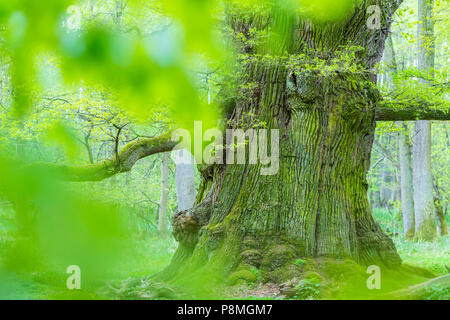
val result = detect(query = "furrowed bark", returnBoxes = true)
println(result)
[157,1,406,284]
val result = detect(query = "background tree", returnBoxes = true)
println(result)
[384,33,415,239]
[158,152,169,238]
[174,150,196,212]
[413,0,437,241]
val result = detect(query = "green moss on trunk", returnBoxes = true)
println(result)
[155,3,403,287]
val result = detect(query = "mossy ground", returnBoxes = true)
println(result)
[0,236,176,300]
[1,204,448,300]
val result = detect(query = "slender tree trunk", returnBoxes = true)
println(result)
[433,178,448,236]
[84,137,94,164]
[114,0,124,27]
[385,35,415,239]
[413,0,437,241]
[373,184,382,209]
[378,136,393,209]
[174,150,196,212]
[381,155,394,209]
[413,121,437,240]
[159,153,169,238]
[398,123,415,239]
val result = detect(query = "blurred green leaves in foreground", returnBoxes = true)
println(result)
[0,0,228,298]
[0,0,223,126]
[0,147,128,298]
[0,0,361,118]
[0,0,368,298]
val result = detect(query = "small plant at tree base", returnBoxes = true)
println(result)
[294,279,321,300]
[294,259,306,266]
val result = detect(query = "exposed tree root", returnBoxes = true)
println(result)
[101,278,177,300]
[381,274,450,300]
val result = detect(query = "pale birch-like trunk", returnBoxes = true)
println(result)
[398,123,415,239]
[413,0,437,241]
[159,152,169,238]
[174,150,196,212]
[385,35,416,239]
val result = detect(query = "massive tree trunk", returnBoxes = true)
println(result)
[413,0,437,241]
[165,71,401,284]
[157,1,404,283]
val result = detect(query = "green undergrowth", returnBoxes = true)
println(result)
[1,203,448,300]
[1,233,448,299]
[0,235,176,300]
[393,236,450,276]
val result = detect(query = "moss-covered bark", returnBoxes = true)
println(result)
[35,132,177,181]
[156,2,407,285]
[160,69,401,285]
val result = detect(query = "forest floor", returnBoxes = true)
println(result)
[0,207,449,300]
[0,235,448,300]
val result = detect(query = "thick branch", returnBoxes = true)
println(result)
[38,132,177,181]
[375,105,450,121]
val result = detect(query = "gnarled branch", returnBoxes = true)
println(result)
[37,132,177,181]
[375,105,450,121]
